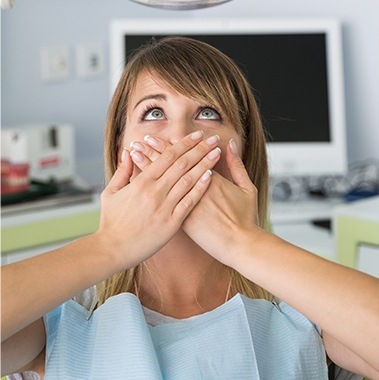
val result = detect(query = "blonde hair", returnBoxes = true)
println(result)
[97,36,271,305]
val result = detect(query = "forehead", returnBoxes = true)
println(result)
[131,72,171,96]
[135,71,161,88]
[129,71,210,109]
[128,72,173,108]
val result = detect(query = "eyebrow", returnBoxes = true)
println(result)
[133,94,167,110]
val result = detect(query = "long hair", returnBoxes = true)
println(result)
[97,36,271,305]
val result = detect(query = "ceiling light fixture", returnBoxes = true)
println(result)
[130,0,231,10]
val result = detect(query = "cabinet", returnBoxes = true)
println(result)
[1,196,100,264]
[270,197,342,261]
[334,196,379,278]
[270,196,379,278]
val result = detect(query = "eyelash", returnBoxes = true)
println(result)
[139,104,223,122]
[201,105,223,121]
[139,103,163,122]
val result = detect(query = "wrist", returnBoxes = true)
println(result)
[227,227,279,276]
[88,231,132,274]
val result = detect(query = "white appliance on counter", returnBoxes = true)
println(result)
[1,123,75,183]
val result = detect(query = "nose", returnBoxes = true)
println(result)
[166,119,198,145]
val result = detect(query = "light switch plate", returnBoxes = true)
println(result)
[40,46,70,83]
[76,43,105,80]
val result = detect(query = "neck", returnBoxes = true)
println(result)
[138,230,232,318]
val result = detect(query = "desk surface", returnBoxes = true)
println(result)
[333,195,379,221]
[2,194,100,228]
[270,197,345,224]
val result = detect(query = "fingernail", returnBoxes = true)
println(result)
[130,150,143,163]
[191,130,204,141]
[207,147,221,160]
[121,147,128,162]
[130,141,145,152]
[229,139,238,155]
[201,169,212,183]
[205,135,220,146]
[144,135,159,148]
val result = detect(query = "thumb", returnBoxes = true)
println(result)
[226,139,252,190]
[106,148,133,194]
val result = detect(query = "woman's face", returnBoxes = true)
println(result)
[121,72,242,180]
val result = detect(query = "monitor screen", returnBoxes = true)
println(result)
[110,18,347,177]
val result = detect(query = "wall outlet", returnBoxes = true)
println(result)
[76,43,105,80]
[40,46,70,83]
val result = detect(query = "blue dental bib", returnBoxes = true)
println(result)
[44,293,328,379]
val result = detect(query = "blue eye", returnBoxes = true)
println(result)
[198,107,221,120]
[144,108,165,120]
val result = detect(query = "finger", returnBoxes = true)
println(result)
[130,137,173,171]
[226,139,253,191]
[143,130,210,180]
[144,135,172,155]
[130,149,152,171]
[105,149,133,194]
[129,138,169,164]
[155,135,220,196]
[167,146,221,208]
[173,169,213,219]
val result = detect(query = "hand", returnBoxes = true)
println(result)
[96,131,222,269]
[131,136,262,268]
[182,140,262,267]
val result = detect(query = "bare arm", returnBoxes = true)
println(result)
[1,233,122,341]
[1,229,131,376]
[182,140,379,376]
[233,232,379,375]
[1,319,45,376]
[1,232,125,376]
[323,331,379,380]
[1,132,220,374]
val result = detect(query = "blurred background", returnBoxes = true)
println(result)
[2,0,379,189]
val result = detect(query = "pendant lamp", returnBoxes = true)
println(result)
[130,0,231,10]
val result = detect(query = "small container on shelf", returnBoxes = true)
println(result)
[1,131,30,195]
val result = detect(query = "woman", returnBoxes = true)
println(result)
[2,37,379,379]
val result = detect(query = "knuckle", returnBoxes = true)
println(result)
[144,148,154,160]
[196,142,208,155]
[179,173,193,188]
[181,194,194,210]
[161,149,176,162]
[175,156,190,171]
[160,143,169,153]
[134,176,150,192]
[234,159,246,169]
[181,136,195,150]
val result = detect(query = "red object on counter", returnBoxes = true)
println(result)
[1,159,30,195]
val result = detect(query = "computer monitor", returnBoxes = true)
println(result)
[109,18,347,177]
